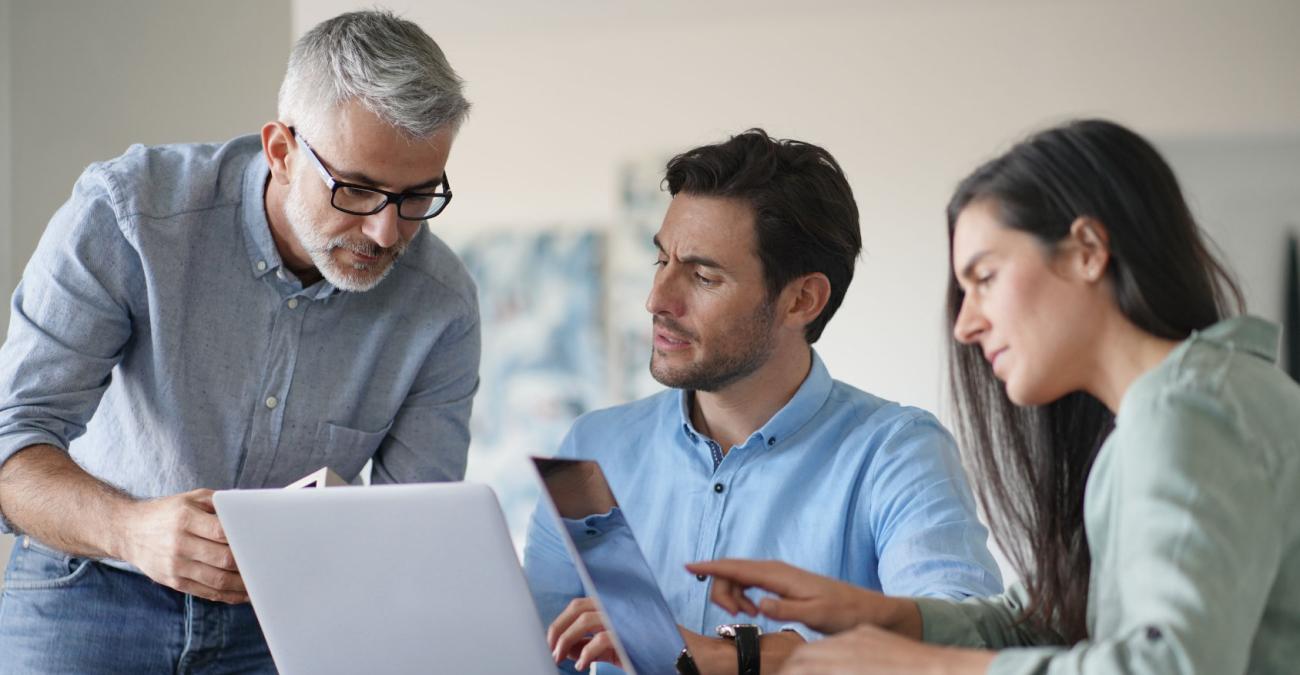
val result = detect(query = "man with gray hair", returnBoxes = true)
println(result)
[0,10,477,672]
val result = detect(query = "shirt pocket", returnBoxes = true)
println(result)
[315,420,394,481]
[3,536,94,591]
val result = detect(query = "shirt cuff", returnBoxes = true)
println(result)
[778,623,821,643]
[914,596,989,648]
[986,647,1060,675]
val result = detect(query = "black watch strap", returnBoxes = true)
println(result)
[732,625,760,675]
[676,647,702,675]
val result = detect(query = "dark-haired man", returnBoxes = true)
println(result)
[525,130,1002,674]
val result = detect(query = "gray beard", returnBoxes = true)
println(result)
[282,179,408,292]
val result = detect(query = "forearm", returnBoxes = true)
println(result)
[756,630,808,673]
[0,444,134,559]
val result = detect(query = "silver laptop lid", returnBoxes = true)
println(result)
[214,483,554,675]
[532,457,690,675]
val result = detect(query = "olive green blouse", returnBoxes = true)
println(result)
[915,316,1300,674]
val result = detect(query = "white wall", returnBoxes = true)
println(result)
[292,0,1300,416]
[0,0,289,586]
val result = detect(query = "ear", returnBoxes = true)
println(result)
[780,273,832,334]
[1065,217,1111,283]
[261,121,295,186]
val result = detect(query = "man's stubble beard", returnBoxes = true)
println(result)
[282,178,410,293]
[649,298,778,393]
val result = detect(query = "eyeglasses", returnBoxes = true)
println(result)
[293,129,452,220]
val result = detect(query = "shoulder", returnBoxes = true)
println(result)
[825,380,956,449]
[86,135,261,232]
[386,229,480,321]
[558,390,679,459]
[1112,336,1291,490]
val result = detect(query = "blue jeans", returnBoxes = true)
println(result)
[0,536,276,674]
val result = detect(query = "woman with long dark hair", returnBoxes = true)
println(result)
[689,119,1300,674]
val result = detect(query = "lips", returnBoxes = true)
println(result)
[652,319,694,351]
[986,347,1008,372]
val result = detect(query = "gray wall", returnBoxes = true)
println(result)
[0,0,13,575]
[0,0,290,585]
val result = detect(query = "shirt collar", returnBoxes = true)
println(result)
[1190,315,1281,363]
[239,150,341,298]
[677,349,835,450]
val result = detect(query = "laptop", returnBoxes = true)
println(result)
[213,482,555,675]
[531,456,701,675]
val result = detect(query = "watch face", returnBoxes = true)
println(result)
[715,623,762,639]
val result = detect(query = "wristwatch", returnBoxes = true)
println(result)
[676,647,702,675]
[715,623,762,675]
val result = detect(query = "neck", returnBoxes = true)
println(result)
[1084,313,1181,413]
[690,344,813,452]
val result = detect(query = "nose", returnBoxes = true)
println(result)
[645,264,684,318]
[361,203,402,249]
[952,294,986,345]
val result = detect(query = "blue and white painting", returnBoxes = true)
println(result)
[458,230,608,548]
[457,157,675,550]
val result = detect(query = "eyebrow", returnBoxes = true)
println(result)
[957,250,991,281]
[652,236,727,271]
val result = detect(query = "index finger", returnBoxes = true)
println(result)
[188,506,229,544]
[685,559,807,597]
[547,597,597,646]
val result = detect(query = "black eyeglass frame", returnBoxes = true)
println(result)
[292,128,452,220]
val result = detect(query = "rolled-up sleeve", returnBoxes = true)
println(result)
[0,166,140,532]
[867,415,1004,600]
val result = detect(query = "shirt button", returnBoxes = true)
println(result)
[265,396,279,409]
[1145,626,1162,641]
[767,437,776,446]
[713,483,725,493]
[256,260,267,271]
[287,298,299,309]
[696,574,707,582]
[585,529,598,536]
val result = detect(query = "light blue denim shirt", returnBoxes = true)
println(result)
[525,352,1002,673]
[0,135,481,539]
[916,316,1300,674]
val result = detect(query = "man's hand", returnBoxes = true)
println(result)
[116,489,248,604]
[686,559,921,638]
[778,624,994,675]
[548,597,623,671]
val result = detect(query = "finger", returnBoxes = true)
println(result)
[731,582,759,616]
[574,631,617,671]
[188,489,217,512]
[759,596,819,623]
[178,558,247,595]
[686,559,806,597]
[708,576,744,614]
[172,576,249,605]
[179,536,239,572]
[547,597,597,647]
[185,507,229,544]
[553,611,606,664]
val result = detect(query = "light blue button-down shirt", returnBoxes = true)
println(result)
[525,352,1002,672]
[0,135,481,540]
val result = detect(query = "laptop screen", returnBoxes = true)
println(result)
[532,457,689,675]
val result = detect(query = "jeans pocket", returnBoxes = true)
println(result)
[3,537,93,590]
